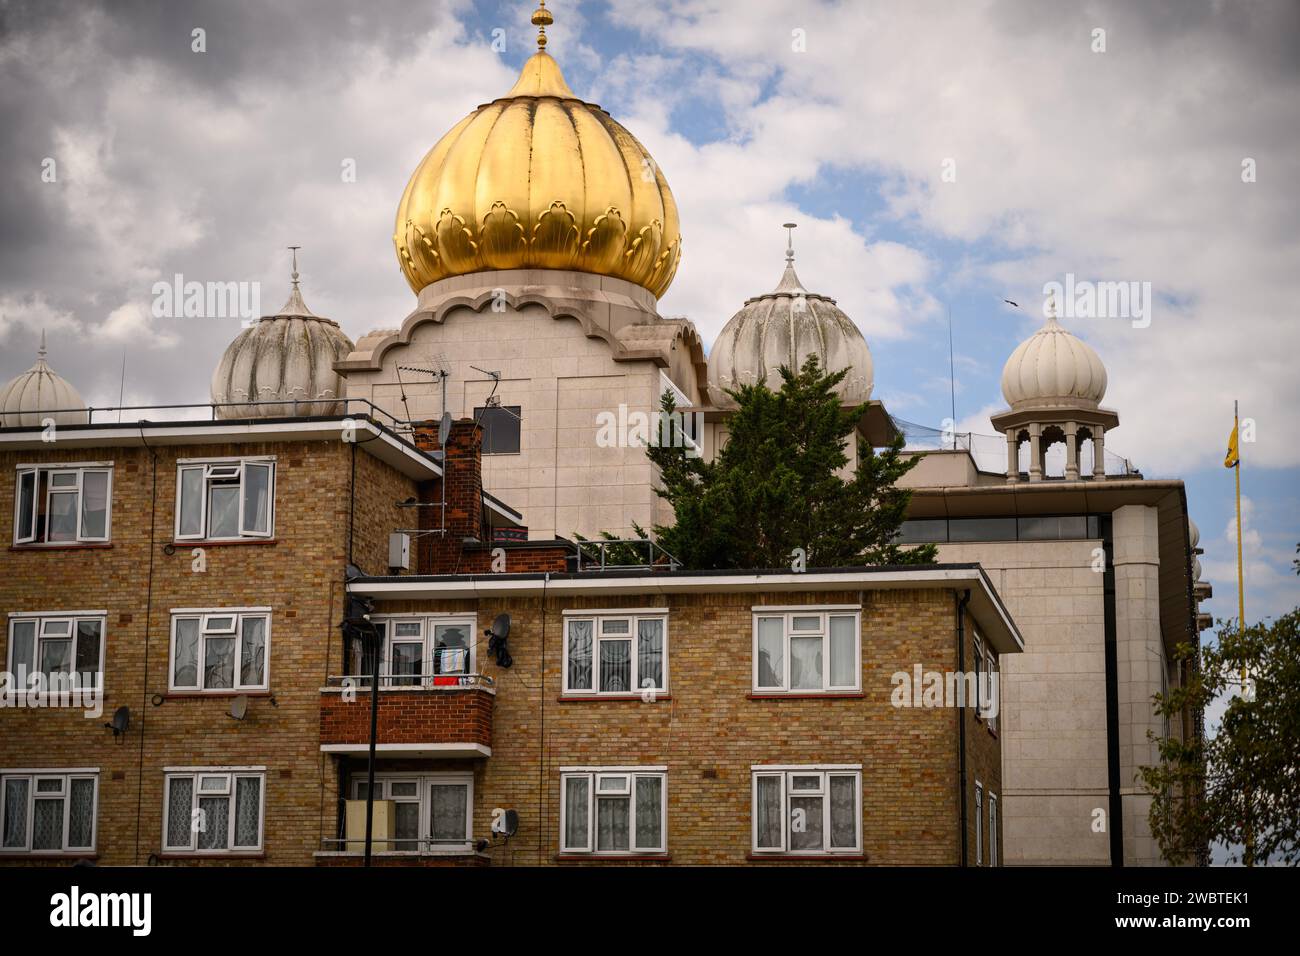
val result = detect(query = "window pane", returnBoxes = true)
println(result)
[637,619,664,690]
[829,616,856,687]
[198,796,229,850]
[204,636,236,689]
[600,618,630,635]
[599,639,631,693]
[40,638,71,676]
[68,779,95,848]
[790,775,821,791]
[47,492,77,542]
[178,468,204,536]
[393,803,419,846]
[789,635,822,690]
[433,624,469,674]
[391,643,421,685]
[567,620,593,690]
[241,463,271,534]
[596,796,629,851]
[32,798,63,850]
[208,484,239,538]
[2,778,28,848]
[233,777,261,847]
[75,621,101,688]
[829,777,856,848]
[166,777,194,848]
[16,471,35,541]
[788,795,823,852]
[563,777,589,850]
[240,617,266,686]
[389,781,418,798]
[948,517,1017,542]
[9,621,35,680]
[173,619,200,687]
[756,618,783,688]
[634,777,662,850]
[791,616,821,631]
[895,518,947,543]
[475,405,521,454]
[429,784,467,842]
[755,776,781,849]
[80,472,109,538]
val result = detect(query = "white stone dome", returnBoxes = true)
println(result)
[707,253,873,407]
[211,269,354,419]
[0,333,86,427]
[1000,311,1107,410]
[1188,517,1200,550]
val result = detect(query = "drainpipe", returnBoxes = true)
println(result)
[956,588,972,867]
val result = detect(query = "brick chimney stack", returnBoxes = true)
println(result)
[411,418,484,573]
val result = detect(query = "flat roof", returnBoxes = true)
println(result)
[347,563,1024,654]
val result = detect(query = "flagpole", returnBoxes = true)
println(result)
[1232,399,1253,866]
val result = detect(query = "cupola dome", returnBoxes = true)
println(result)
[0,332,86,426]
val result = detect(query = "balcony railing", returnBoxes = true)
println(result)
[320,672,494,756]
[323,673,495,691]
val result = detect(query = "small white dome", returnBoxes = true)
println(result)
[211,272,354,419]
[0,333,86,427]
[1000,312,1107,410]
[1188,517,1200,550]
[707,255,873,407]
[1193,556,1203,582]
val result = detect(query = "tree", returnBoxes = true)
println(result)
[1140,608,1300,865]
[643,355,936,570]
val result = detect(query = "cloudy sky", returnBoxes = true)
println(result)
[2,0,1297,637]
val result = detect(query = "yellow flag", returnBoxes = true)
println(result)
[1224,421,1239,468]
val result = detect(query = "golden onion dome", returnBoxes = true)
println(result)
[394,3,682,299]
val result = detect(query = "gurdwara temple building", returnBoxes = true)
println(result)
[0,4,1206,866]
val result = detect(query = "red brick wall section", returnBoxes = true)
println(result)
[320,687,493,748]
[411,418,483,574]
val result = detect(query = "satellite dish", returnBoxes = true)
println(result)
[437,411,453,448]
[105,706,130,737]
[502,809,519,837]
[491,808,520,838]
[485,614,513,668]
[228,695,249,721]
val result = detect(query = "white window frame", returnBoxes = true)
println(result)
[0,769,99,854]
[13,464,113,545]
[369,613,477,685]
[561,610,669,697]
[162,767,265,854]
[750,765,862,856]
[988,792,999,866]
[5,612,106,691]
[349,772,473,852]
[983,641,998,731]
[174,457,275,541]
[559,766,667,856]
[168,609,271,692]
[975,781,983,866]
[751,608,861,694]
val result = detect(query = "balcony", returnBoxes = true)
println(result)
[320,673,494,759]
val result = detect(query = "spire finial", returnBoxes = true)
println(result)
[783,222,797,264]
[288,245,302,289]
[531,1,553,51]
[1046,289,1059,323]
[38,328,47,360]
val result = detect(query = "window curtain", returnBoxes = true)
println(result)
[634,777,661,849]
[829,616,855,687]
[68,779,95,848]
[2,778,28,848]
[233,777,261,847]
[166,778,193,848]
[75,621,101,688]
[204,635,235,689]
[80,472,109,538]
[241,463,270,533]
[240,617,266,686]
[788,794,824,851]
[756,618,783,687]
[198,795,229,850]
[596,796,629,851]
[178,468,204,536]
[564,777,589,849]
[9,621,35,682]
[567,621,593,690]
[599,640,631,693]
[789,635,823,690]
[637,620,663,689]
[829,776,856,848]
[755,776,782,848]
[173,619,200,687]
[47,491,77,542]
[429,784,467,842]
[32,797,62,850]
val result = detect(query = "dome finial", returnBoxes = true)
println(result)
[1045,289,1059,324]
[783,222,797,264]
[38,328,47,361]
[531,1,554,51]
[288,245,302,289]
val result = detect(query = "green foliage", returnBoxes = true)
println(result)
[643,355,936,570]
[1141,608,1300,865]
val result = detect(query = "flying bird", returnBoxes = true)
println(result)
[1003,299,1019,308]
